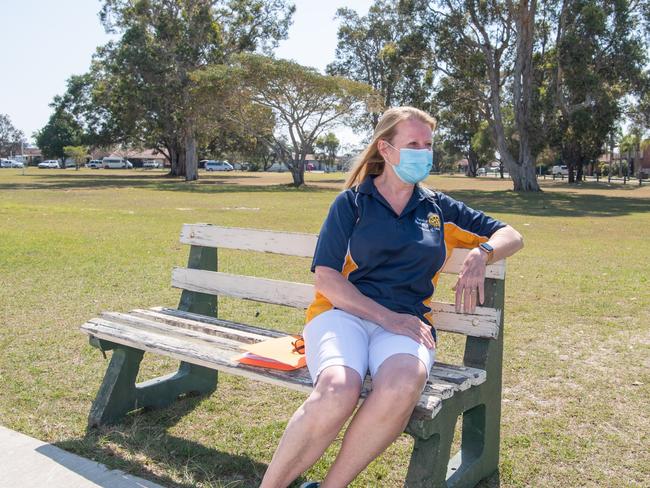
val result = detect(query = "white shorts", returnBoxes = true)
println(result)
[303,309,436,385]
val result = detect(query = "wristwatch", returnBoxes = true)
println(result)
[478,242,494,263]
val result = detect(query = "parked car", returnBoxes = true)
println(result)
[38,160,61,169]
[232,161,253,170]
[0,159,13,168]
[552,164,569,176]
[10,160,24,168]
[143,159,163,169]
[202,160,234,171]
[102,157,133,169]
[266,162,288,172]
[86,160,103,169]
[477,167,487,176]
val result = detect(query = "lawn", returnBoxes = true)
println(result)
[0,168,648,487]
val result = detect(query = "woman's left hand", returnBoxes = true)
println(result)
[452,248,489,313]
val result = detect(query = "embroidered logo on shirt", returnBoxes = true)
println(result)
[427,212,441,229]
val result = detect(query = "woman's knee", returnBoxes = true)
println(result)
[373,355,428,404]
[308,366,362,413]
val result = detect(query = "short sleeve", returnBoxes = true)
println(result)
[437,192,506,248]
[311,190,358,273]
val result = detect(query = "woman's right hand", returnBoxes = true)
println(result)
[381,312,436,350]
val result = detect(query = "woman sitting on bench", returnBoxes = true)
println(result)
[261,106,524,488]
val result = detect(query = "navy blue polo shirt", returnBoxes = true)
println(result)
[305,175,506,335]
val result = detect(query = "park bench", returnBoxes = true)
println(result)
[80,223,508,487]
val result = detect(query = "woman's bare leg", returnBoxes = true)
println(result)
[321,354,427,487]
[260,365,362,488]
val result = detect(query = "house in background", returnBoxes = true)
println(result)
[5,147,42,165]
[90,147,167,168]
[634,146,650,177]
[599,146,650,177]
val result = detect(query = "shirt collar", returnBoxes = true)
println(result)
[357,175,436,217]
[358,175,434,202]
[357,175,375,195]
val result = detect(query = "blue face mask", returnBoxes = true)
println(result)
[385,142,433,184]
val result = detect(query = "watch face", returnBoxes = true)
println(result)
[480,243,494,253]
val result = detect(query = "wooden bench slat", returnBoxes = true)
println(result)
[129,309,269,344]
[99,313,248,351]
[172,268,501,338]
[442,249,506,280]
[172,268,314,309]
[427,303,501,339]
[423,379,458,400]
[151,307,286,338]
[180,224,318,258]
[180,224,506,279]
[81,318,316,393]
[428,363,487,391]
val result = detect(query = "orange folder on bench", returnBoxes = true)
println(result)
[236,335,306,371]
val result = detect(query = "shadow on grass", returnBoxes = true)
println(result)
[0,173,331,194]
[445,188,650,217]
[54,394,295,488]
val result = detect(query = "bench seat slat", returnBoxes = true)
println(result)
[81,310,486,419]
[98,313,249,351]
[82,318,316,393]
[129,309,270,344]
[151,307,286,338]
[147,307,486,395]
[172,268,501,338]
[180,224,506,279]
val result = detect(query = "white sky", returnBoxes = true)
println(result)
[0,0,372,145]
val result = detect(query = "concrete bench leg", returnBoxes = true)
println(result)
[405,399,500,488]
[88,343,217,428]
[405,420,455,487]
[447,403,500,487]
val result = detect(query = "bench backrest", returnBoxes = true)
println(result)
[173,224,507,343]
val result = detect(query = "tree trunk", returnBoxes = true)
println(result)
[469,0,541,190]
[467,149,478,177]
[290,165,305,186]
[168,143,185,177]
[510,0,541,192]
[576,162,583,182]
[185,128,198,182]
[508,156,539,191]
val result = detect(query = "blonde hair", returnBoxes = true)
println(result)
[344,106,437,189]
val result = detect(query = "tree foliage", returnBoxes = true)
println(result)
[435,76,497,177]
[0,114,25,157]
[58,0,294,181]
[64,145,89,170]
[426,0,543,191]
[327,0,436,131]
[539,0,648,182]
[35,110,83,160]
[315,132,340,170]
[194,54,378,186]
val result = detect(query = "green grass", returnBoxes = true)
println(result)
[1,168,649,487]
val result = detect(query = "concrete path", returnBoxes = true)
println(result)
[0,425,165,488]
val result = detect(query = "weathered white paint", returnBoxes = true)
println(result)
[179,224,506,279]
[171,268,314,309]
[180,224,318,258]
